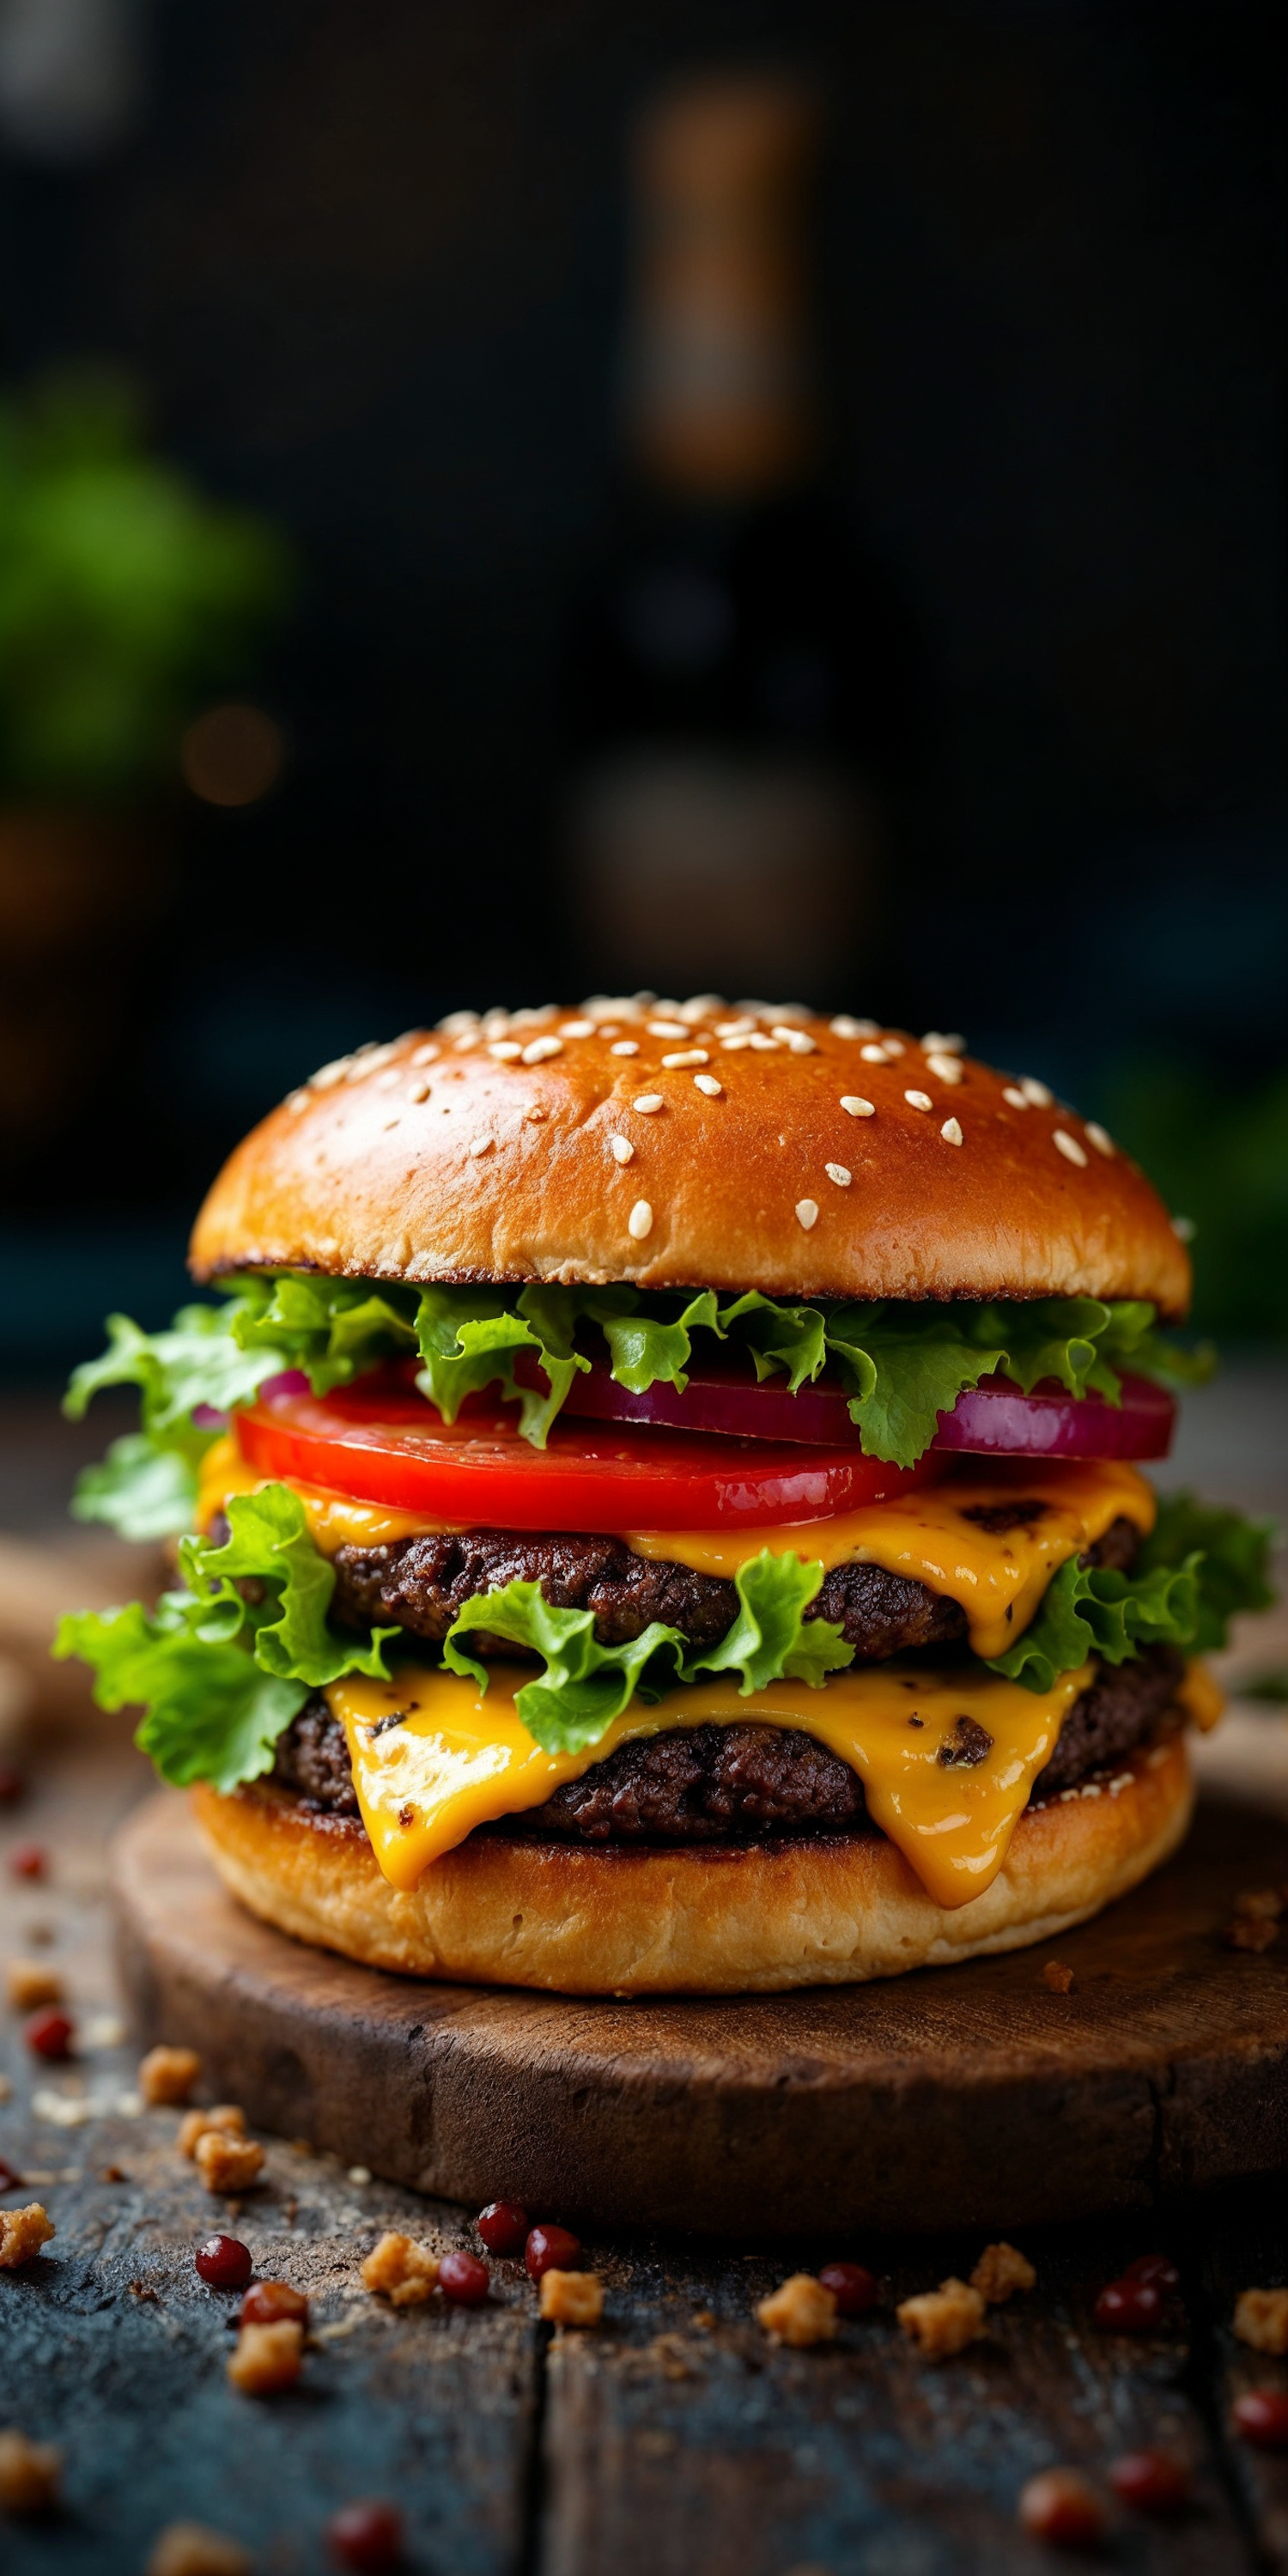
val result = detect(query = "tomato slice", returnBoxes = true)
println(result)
[234,1367,934,1531]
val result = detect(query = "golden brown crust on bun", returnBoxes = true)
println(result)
[189,1004,1191,1316]
[191,1728,1192,1996]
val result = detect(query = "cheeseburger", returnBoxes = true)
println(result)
[60,999,1272,1994]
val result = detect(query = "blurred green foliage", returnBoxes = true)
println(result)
[1107,1057,1288,1340]
[0,370,292,800]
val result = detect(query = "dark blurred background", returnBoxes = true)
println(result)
[0,0,1284,1376]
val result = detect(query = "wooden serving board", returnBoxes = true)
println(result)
[112,1786,1288,2239]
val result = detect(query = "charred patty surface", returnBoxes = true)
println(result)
[271,1640,1184,1842]
[328,1516,1140,1667]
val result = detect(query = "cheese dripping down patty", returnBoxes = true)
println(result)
[197,1443,1156,1663]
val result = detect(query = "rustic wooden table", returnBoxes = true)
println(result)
[1,1371,1286,2574]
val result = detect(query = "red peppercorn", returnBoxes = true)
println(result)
[440,2249,489,2306]
[1124,2252,1180,2291]
[9,1843,46,1880]
[1233,2389,1288,2450]
[240,2278,309,2328]
[1109,2449,1191,2512]
[1094,2275,1163,2332]
[1018,2468,1108,2548]
[818,2261,879,2317]
[526,2224,582,2281]
[0,2158,24,2190]
[194,2234,253,2289]
[0,1765,26,1804]
[24,2008,73,2061]
[327,2498,404,2571]
[477,2198,530,2256]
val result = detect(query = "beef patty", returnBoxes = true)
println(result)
[326,1513,1141,1668]
[271,1643,1185,1844]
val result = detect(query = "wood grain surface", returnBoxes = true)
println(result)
[113,1785,1288,2239]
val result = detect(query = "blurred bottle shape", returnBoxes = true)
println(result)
[561,73,917,1000]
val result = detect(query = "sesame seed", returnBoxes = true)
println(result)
[482,1014,511,1040]
[748,1032,781,1051]
[840,1095,875,1117]
[884,1037,906,1057]
[860,1043,888,1063]
[521,1035,563,1064]
[694,1072,723,1097]
[770,1001,811,1023]
[1171,1214,1196,1242]
[509,1005,558,1030]
[1084,1121,1115,1157]
[611,1039,640,1056]
[904,1090,933,1112]
[647,1020,690,1040]
[560,1019,595,1038]
[374,1067,402,1090]
[438,1010,480,1036]
[610,1135,635,1163]
[453,1031,480,1051]
[795,1199,819,1230]
[660,1048,709,1069]
[1053,1129,1088,1167]
[285,1089,311,1113]
[1020,1075,1052,1107]
[681,993,723,1018]
[715,1018,756,1037]
[940,1116,963,1146]
[406,1079,432,1103]
[1002,1085,1028,1110]
[347,1042,400,1081]
[489,1041,523,1061]
[772,1026,817,1053]
[925,1053,963,1085]
[829,1015,878,1039]
[720,1034,752,1050]
[920,1030,965,1054]
[468,1135,494,1157]
[628,1200,653,1241]
[633,1094,665,1114]
[824,1163,852,1186]
[409,1041,439,1066]
[523,1103,547,1123]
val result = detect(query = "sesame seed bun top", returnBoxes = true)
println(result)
[188,999,1192,1318]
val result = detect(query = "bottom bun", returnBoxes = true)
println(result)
[191,1724,1194,1996]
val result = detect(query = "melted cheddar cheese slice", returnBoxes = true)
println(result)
[198,1441,1154,1662]
[327,1656,1094,1911]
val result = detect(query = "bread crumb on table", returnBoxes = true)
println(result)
[226,2319,303,2395]
[0,2204,55,2269]
[178,2105,246,2159]
[1042,1959,1076,1994]
[1234,2287,1288,2354]
[193,2132,264,2195]
[4,1961,64,2012]
[756,2273,838,2348]
[1234,1887,1284,1921]
[361,2231,440,2306]
[0,2427,62,2512]
[138,2046,202,2106]
[896,2277,987,2359]
[1224,1916,1279,1953]
[540,2269,604,2327]
[145,2521,252,2576]
[970,2242,1036,2305]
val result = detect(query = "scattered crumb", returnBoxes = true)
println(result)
[145,2523,252,2576]
[81,2013,126,2050]
[193,2133,264,2196]
[647,2333,696,2381]
[692,2309,715,2330]
[347,2166,372,2186]
[361,2232,440,2307]
[1042,1959,1076,1994]
[896,2278,987,2360]
[1234,2287,1288,2354]
[0,2427,62,2512]
[226,2319,303,2395]
[4,1961,64,2011]
[178,2105,246,2159]
[128,2281,159,2302]
[100,2165,128,2184]
[1224,1916,1279,1953]
[0,2204,55,2269]
[1234,1888,1284,1921]
[971,2242,1036,2306]
[756,2274,838,2348]
[540,2269,604,2328]
[138,2046,202,2106]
